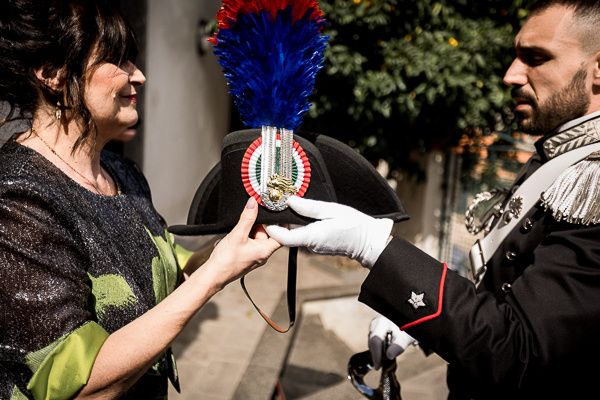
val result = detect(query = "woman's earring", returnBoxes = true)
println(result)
[55,101,62,121]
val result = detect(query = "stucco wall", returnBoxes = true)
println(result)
[144,0,229,225]
[394,151,446,259]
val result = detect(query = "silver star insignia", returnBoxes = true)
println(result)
[408,292,426,310]
[504,196,523,223]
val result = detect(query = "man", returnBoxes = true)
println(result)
[267,0,600,398]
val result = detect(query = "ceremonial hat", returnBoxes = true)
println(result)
[168,129,408,236]
[167,0,408,332]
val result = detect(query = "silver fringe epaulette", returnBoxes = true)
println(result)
[541,151,600,225]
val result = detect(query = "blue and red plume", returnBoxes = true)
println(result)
[210,0,328,131]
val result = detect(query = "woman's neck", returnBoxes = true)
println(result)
[19,109,117,196]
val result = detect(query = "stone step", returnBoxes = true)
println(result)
[279,314,365,399]
[279,313,448,400]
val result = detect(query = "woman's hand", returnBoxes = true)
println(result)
[78,197,278,398]
[203,197,281,290]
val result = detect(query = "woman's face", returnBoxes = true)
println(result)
[84,60,146,139]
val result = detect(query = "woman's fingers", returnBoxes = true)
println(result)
[208,198,281,285]
[263,237,282,254]
[251,224,269,240]
[230,197,259,241]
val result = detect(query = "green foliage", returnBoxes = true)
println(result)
[303,0,534,175]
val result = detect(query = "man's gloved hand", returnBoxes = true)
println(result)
[265,196,393,268]
[369,315,416,370]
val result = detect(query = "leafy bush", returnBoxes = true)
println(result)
[303,0,532,176]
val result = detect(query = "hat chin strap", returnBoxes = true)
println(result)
[240,247,298,333]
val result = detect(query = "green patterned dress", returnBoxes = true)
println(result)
[0,139,192,399]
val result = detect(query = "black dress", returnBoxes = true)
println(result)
[0,139,190,399]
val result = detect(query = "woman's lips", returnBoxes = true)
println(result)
[120,94,137,104]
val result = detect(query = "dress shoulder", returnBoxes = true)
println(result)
[0,140,67,204]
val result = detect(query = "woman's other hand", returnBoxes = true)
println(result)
[204,197,281,290]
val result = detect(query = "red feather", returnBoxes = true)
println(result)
[209,0,324,45]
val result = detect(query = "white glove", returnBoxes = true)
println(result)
[368,315,416,370]
[265,196,393,268]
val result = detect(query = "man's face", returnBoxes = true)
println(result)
[503,5,593,135]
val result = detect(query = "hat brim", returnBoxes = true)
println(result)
[168,130,409,236]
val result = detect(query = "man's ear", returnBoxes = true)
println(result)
[34,66,65,92]
[593,51,600,87]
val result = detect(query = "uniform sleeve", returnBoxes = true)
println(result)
[0,187,109,399]
[359,226,600,390]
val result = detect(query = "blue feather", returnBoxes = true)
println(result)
[214,6,328,130]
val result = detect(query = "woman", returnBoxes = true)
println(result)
[0,1,280,398]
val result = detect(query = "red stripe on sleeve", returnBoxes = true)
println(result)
[400,263,448,331]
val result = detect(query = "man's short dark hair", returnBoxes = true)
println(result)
[529,0,600,53]
[530,0,600,14]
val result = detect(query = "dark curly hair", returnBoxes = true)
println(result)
[0,0,138,150]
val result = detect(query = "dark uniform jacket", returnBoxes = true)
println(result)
[359,113,600,399]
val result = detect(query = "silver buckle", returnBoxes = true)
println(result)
[469,239,487,286]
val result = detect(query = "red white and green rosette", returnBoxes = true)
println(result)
[241,135,311,207]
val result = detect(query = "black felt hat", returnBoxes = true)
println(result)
[168,129,408,236]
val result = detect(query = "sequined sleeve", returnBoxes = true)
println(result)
[0,185,109,399]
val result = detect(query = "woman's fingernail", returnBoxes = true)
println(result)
[246,197,257,209]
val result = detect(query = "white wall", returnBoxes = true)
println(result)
[144,0,229,225]
[394,151,446,259]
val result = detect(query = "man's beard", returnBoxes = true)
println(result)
[513,68,590,135]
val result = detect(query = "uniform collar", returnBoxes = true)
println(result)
[537,111,600,160]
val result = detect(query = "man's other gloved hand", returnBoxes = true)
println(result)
[369,315,416,370]
[265,196,393,268]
